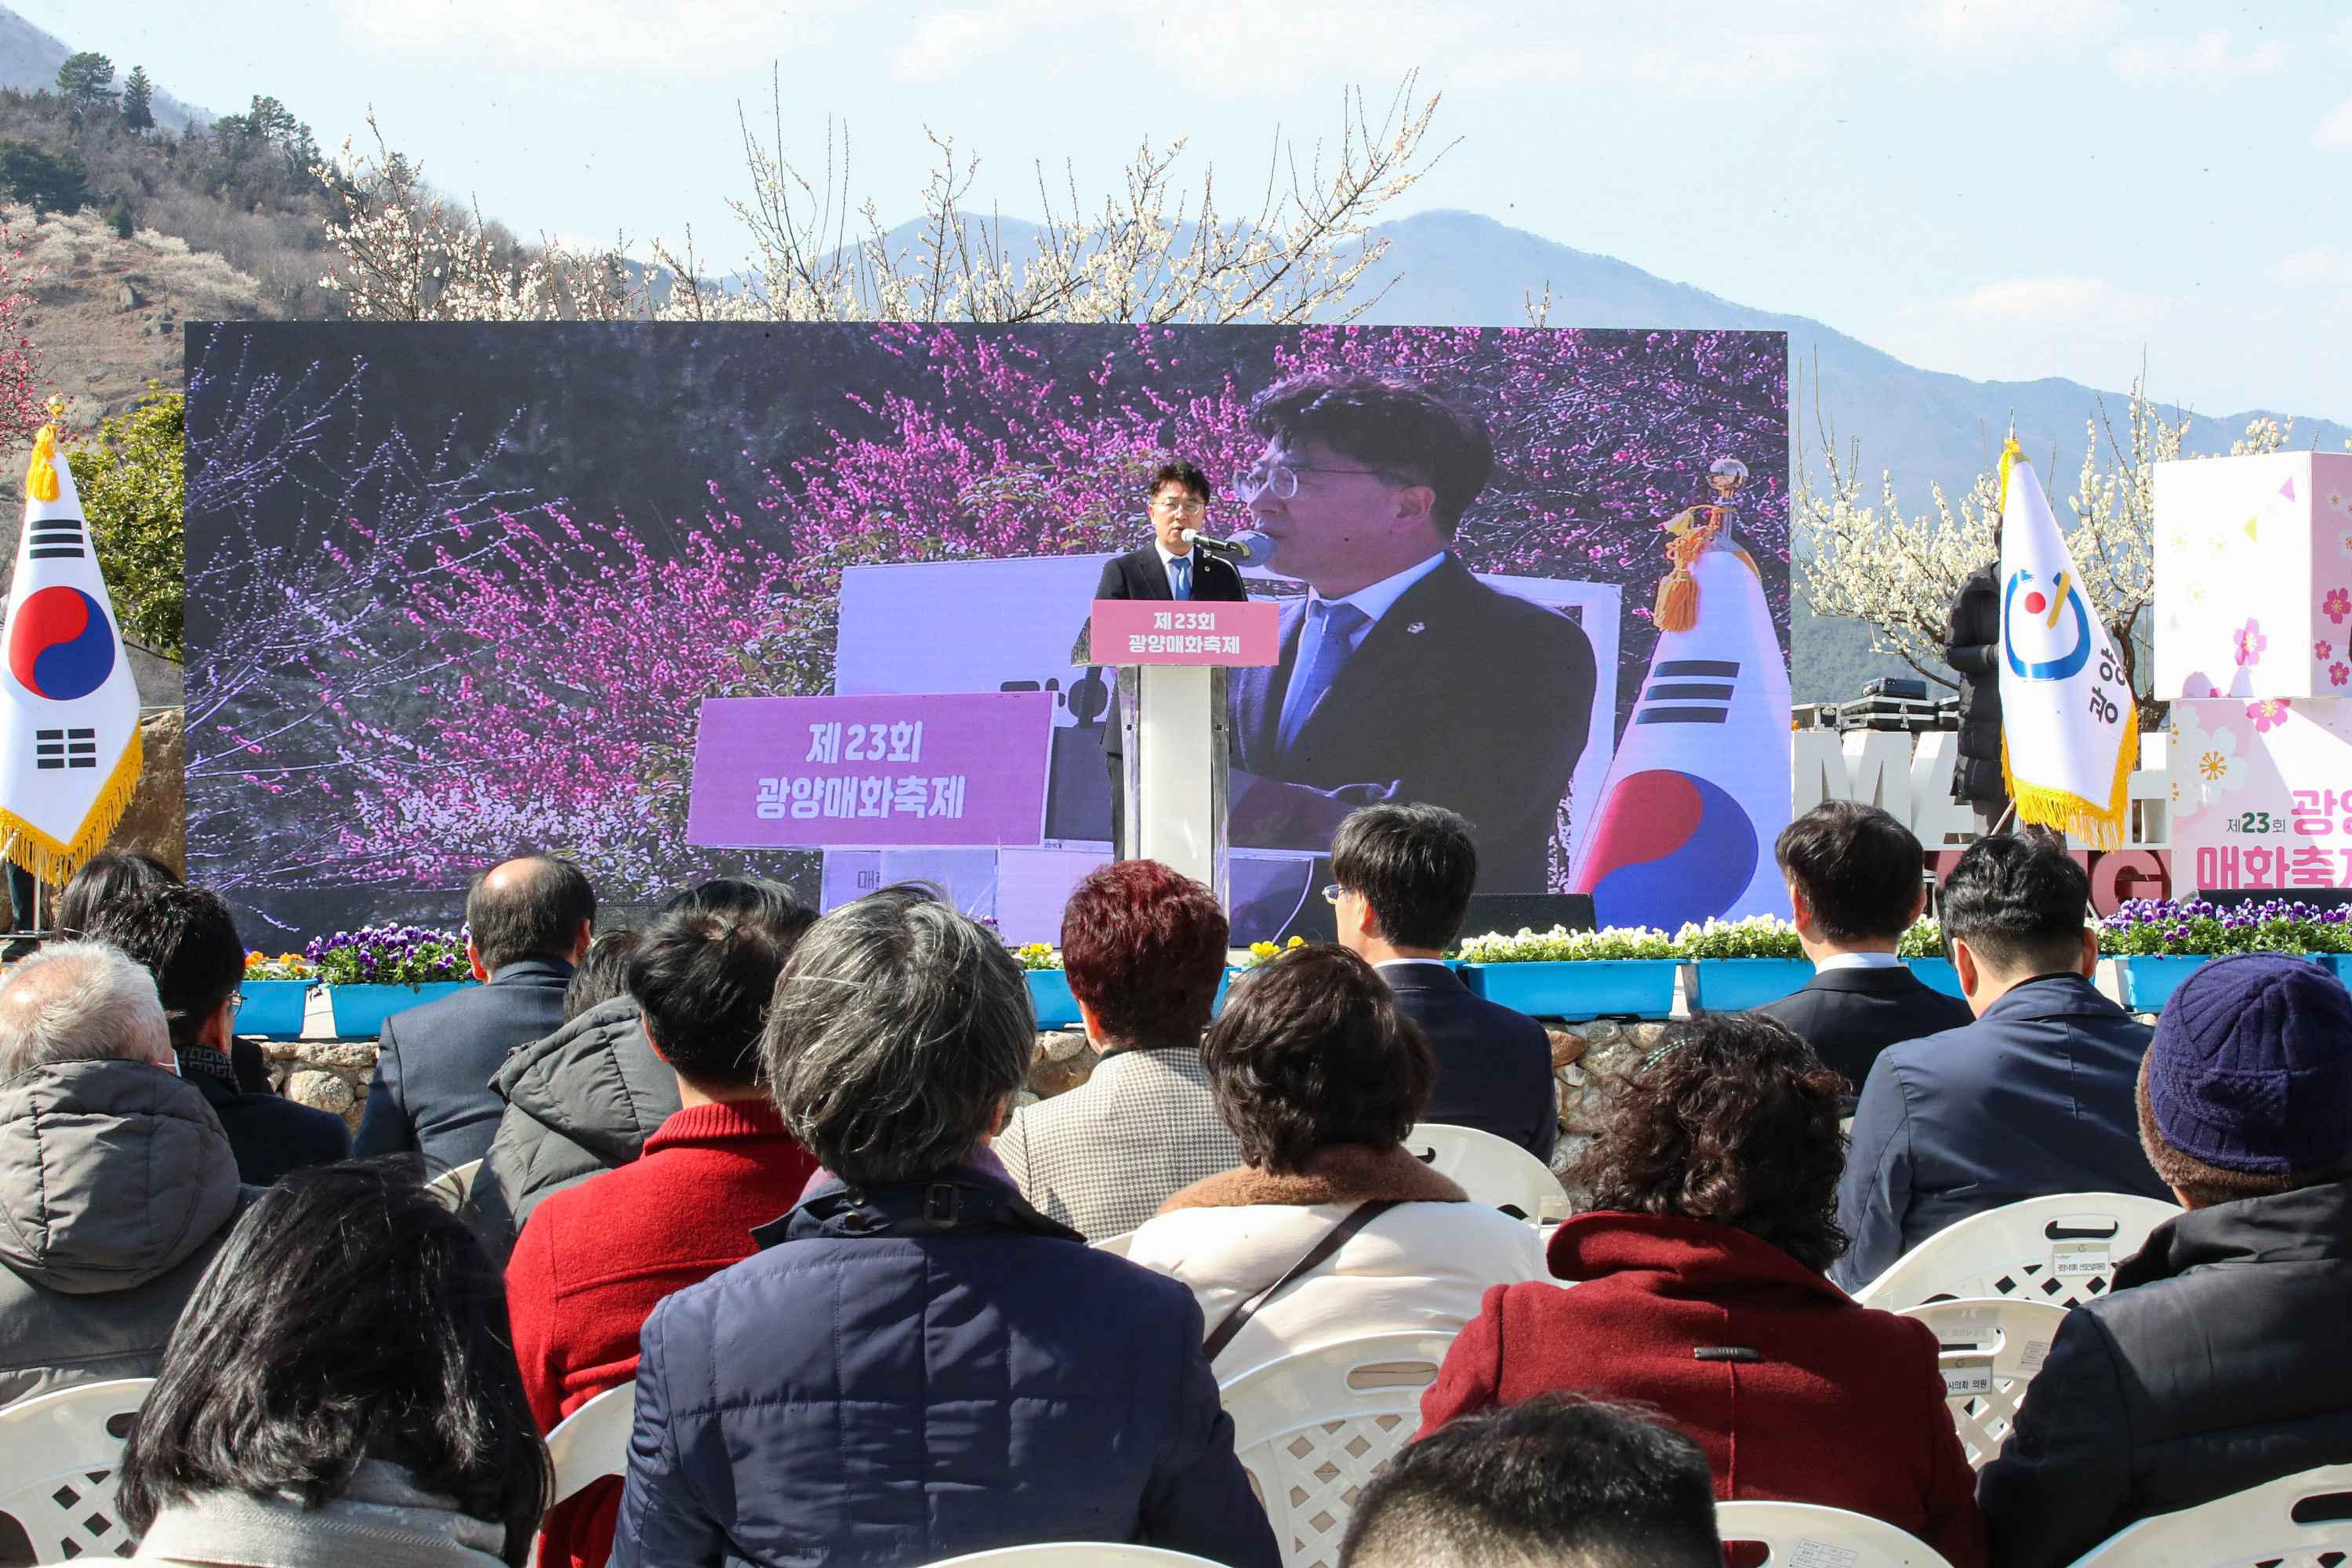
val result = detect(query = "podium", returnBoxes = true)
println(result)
[1090,598,1279,906]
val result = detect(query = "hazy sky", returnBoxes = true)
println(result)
[22,0,2352,420]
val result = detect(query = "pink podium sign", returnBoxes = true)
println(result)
[1091,598,1279,665]
[686,692,1053,848]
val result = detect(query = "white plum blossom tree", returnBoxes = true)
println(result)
[1797,374,2295,727]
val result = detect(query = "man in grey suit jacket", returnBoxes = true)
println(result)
[352,855,595,1172]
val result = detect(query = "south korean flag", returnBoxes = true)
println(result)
[0,417,142,883]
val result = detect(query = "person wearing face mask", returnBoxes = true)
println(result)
[1226,372,1597,898]
[0,942,249,1406]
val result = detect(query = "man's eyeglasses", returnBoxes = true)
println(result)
[1151,495,1208,517]
[1237,463,1396,502]
[1322,884,1347,906]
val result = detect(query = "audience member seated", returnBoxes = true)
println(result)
[612,886,1277,1568]
[79,882,351,1185]
[1125,943,1546,1377]
[1342,1396,1722,1568]
[469,882,810,1254]
[1979,955,2352,1568]
[508,898,818,1568]
[54,849,268,1094]
[0,942,245,1406]
[120,1161,546,1566]
[1834,830,2169,1288]
[1757,802,1971,1103]
[53,848,178,937]
[1331,804,1557,1162]
[996,858,1242,1238]
[354,855,596,1169]
[1417,1014,1984,1568]
[560,925,642,1018]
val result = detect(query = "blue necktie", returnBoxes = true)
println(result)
[1168,554,1192,601]
[1278,601,1369,750]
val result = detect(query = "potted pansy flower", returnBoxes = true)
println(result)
[2098,898,2352,1013]
[1454,924,1681,1021]
[306,924,476,1040]
[238,949,318,1040]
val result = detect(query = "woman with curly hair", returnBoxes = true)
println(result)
[1416,1014,1985,1568]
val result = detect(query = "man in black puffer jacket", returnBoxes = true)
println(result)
[1944,557,2006,835]
[1979,954,2352,1568]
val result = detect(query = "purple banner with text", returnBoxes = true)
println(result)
[688,692,1053,849]
[1090,599,1280,664]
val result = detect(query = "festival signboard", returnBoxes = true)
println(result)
[687,692,1054,850]
[2154,452,2352,702]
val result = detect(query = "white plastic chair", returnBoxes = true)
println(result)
[546,1383,635,1507]
[1855,1193,2181,1312]
[1715,1501,1957,1568]
[1219,1330,1454,1568]
[2063,1462,2352,1567]
[425,1158,484,1211]
[1896,1297,2070,1469]
[1091,1231,1134,1257]
[1402,1123,1571,1225]
[0,1377,153,1562]
[924,1548,1230,1566]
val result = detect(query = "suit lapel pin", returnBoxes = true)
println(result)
[1406,622,1425,633]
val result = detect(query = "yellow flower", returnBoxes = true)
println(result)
[1249,941,1276,960]
[245,951,265,968]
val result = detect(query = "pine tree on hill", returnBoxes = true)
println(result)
[56,53,115,108]
[118,67,153,133]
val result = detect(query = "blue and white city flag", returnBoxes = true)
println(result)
[0,417,142,882]
[1998,437,2136,848]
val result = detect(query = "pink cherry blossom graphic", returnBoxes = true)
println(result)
[2327,590,2351,625]
[2332,662,2348,688]
[2318,640,2334,661]
[2234,619,2269,665]
[2248,698,2292,733]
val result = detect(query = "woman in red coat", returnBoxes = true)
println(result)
[1418,1014,1985,1568]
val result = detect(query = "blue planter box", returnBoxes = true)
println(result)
[1691,958,1814,1012]
[1463,960,1678,1021]
[233,979,312,1039]
[1030,967,1251,1029]
[1911,958,1964,998]
[325,982,474,1040]
[2111,956,2214,1014]
[1025,970,1080,1028]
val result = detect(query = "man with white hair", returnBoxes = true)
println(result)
[0,942,245,1405]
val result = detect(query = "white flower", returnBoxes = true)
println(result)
[2168,706,2250,813]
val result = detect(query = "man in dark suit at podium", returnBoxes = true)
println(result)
[1229,372,1596,895]
[1095,462,1250,851]
[1757,802,1971,1105]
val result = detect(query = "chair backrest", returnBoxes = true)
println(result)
[0,1378,154,1563]
[1218,1330,1454,1568]
[2063,1462,2352,1568]
[425,1158,484,1211]
[546,1383,635,1507]
[1401,1123,1570,1225]
[923,1547,1230,1566]
[1715,1501,1957,1568]
[1855,1193,2182,1312]
[1091,1231,1134,1258]
[1896,1297,2071,1469]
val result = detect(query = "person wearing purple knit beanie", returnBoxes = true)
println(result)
[1978,953,2352,1568]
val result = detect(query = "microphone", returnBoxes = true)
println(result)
[1181,528,1276,568]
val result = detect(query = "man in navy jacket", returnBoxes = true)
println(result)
[1332,803,1556,1163]
[352,856,593,1172]
[1833,832,2169,1290]
[1758,802,1973,1109]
